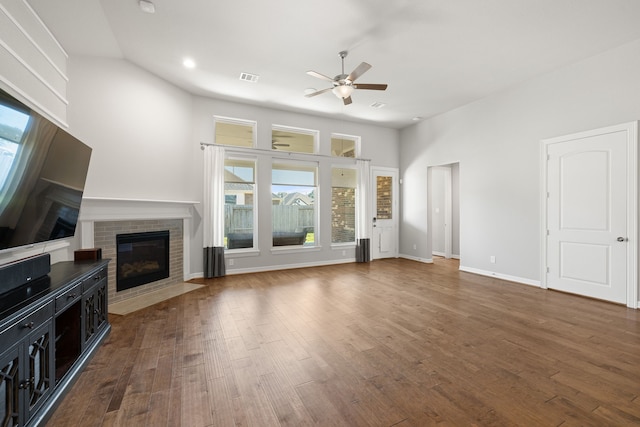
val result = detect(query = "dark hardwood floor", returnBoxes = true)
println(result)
[46,257,640,426]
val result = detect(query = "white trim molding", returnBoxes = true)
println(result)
[400,254,433,264]
[459,265,541,287]
[78,197,199,281]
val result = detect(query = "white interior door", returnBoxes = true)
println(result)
[544,123,637,306]
[372,168,399,259]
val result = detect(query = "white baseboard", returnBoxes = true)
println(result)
[191,258,357,278]
[431,252,460,260]
[459,265,540,287]
[184,272,202,281]
[399,254,433,263]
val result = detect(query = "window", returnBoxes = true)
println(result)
[0,98,29,190]
[331,134,359,158]
[272,126,318,154]
[376,175,393,219]
[272,160,317,246]
[214,117,255,148]
[331,167,356,244]
[224,157,256,249]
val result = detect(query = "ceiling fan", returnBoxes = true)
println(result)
[272,140,290,149]
[305,51,388,105]
[272,132,292,149]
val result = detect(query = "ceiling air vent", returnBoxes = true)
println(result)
[239,72,259,83]
[370,102,386,109]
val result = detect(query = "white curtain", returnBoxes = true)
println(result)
[203,145,226,277]
[355,159,371,262]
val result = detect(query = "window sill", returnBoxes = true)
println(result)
[331,243,356,250]
[270,245,322,255]
[225,248,260,258]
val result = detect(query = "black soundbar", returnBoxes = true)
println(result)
[0,253,51,295]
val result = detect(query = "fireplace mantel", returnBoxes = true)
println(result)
[78,197,199,282]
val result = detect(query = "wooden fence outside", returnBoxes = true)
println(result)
[225,205,314,234]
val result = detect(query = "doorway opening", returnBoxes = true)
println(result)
[428,163,460,260]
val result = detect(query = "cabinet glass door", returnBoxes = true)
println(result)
[27,323,53,417]
[0,345,20,427]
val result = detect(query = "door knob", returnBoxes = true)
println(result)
[617,237,628,242]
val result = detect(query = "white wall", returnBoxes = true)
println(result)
[400,38,640,297]
[64,57,399,276]
[0,0,68,125]
[66,57,196,201]
[191,96,399,275]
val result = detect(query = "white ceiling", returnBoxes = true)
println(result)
[27,0,640,129]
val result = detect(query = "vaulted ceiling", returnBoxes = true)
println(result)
[28,0,640,128]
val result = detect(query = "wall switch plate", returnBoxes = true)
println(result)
[490,256,496,264]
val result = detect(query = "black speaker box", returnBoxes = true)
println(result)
[0,253,51,295]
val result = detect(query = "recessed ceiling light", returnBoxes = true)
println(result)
[139,0,155,14]
[239,72,259,83]
[183,58,196,69]
[370,102,386,109]
[412,116,422,121]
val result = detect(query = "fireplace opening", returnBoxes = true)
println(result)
[116,230,170,292]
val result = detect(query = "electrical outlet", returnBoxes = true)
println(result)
[413,244,417,250]
[342,250,346,256]
[490,256,496,264]
[228,259,235,266]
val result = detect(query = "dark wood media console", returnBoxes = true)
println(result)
[0,259,110,426]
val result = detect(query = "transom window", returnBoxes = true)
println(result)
[272,126,318,154]
[331,134,359,158]
[215,117,255,148]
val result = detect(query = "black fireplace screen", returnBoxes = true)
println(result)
[116,230,169,291]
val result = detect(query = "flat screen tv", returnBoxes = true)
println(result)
[0,87,92,252]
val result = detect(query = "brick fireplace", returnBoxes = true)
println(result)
[78,198,196,304]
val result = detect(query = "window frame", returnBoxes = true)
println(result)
[271,158,319,250]
[214,116,257,148]
[272,124,319,154]
[330,133,360,158]
[330,165,357,245]
[224,155,258,252]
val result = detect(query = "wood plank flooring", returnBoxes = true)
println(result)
[45,258,640,426]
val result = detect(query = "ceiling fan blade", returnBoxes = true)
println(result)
[305,87,333,98]
[306,70,335,83]
[343,96,353,106]
[347,62,371,82]
[353,83,388,91]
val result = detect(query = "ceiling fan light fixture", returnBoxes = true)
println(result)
[332,84,354,99]
[138,0,156,14]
